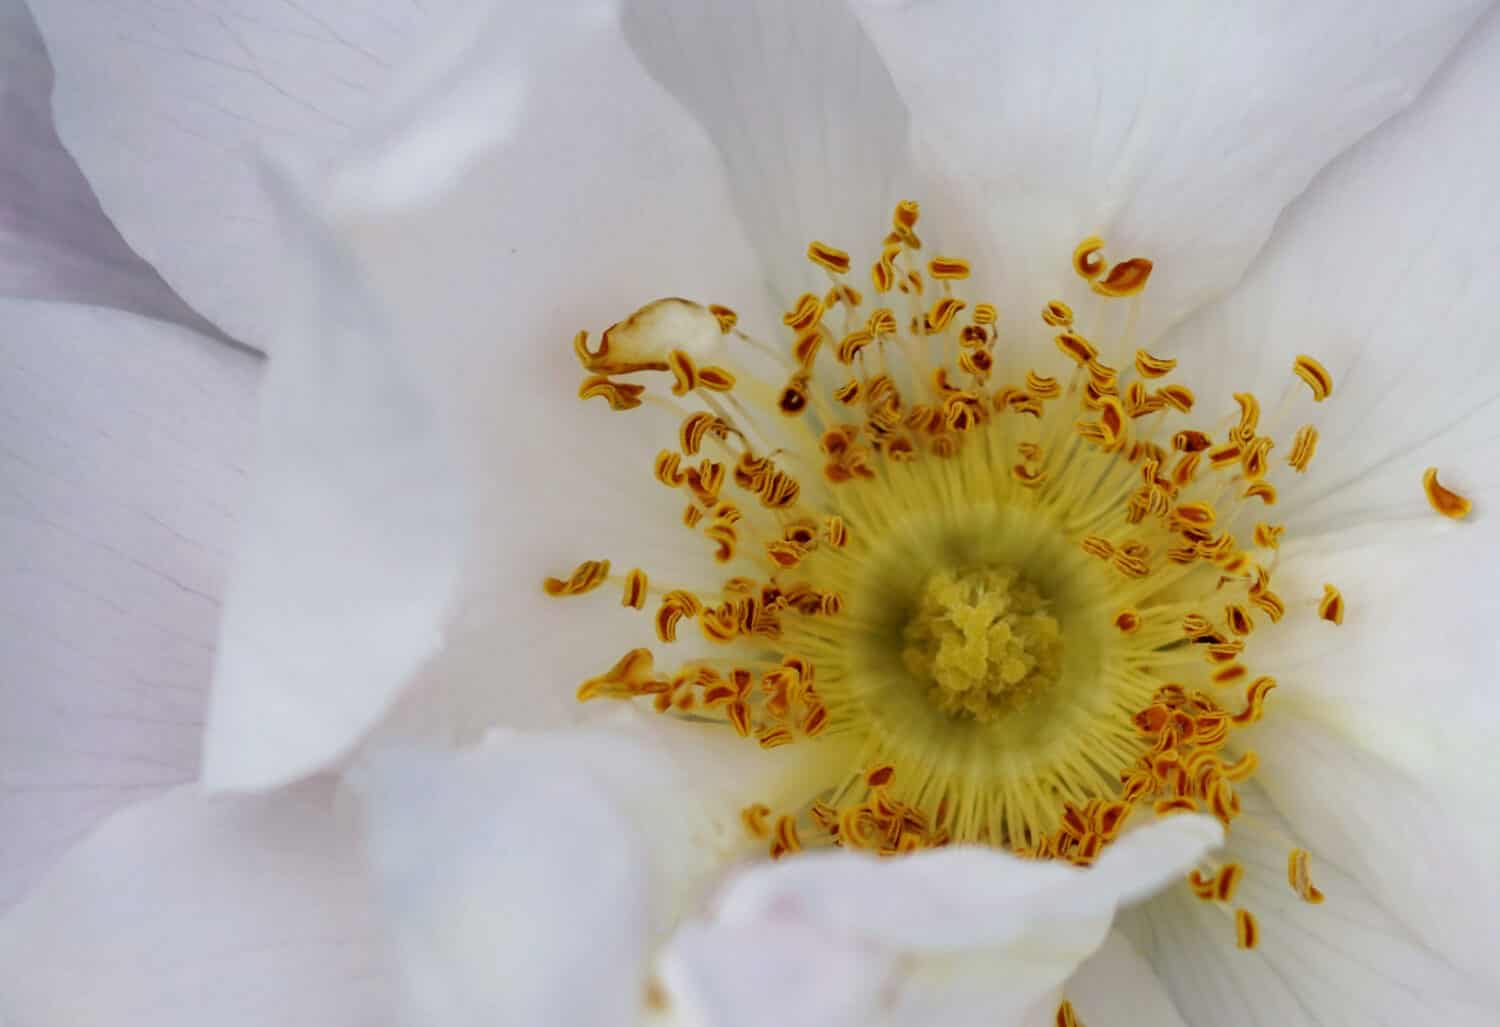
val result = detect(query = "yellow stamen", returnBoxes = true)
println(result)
[1423,467,1472,519]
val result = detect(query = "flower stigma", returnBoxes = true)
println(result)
[545,202,1472,980]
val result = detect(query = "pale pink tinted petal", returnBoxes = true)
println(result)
[0,300,258,908]
[0,780,394,1027]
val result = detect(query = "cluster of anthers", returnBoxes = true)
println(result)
[546,202,1472,976]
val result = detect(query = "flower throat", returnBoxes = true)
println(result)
[543,200,1397,955]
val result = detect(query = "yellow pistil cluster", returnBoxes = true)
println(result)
[901,567,1063,721]
[544,201,1471,966]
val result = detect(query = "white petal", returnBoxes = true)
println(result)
[0,300,258,908]
[659,815,1222,1027]
[1064,930,1189,1027]
[853,0,1486,341]
[299,1,768,744]
[353,737,650,1027]
[200,165,463,791]
[658,918,896,1027]
[1120,789,1496,1026]
[621,0,917,302]
[1160,11,1500,532]
[0,0,212,330]
[0,780,393,1027]
[27,0,467,350]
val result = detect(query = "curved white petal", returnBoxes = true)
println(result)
[853,0,1487,342]
[1248,550,1500,987]
[200,164,462,791]
[353,738,649,1027]
[352,710,816,1026]
[26,0,466,350]
[293,1,768,746]
[1063,930,1189,1027]
[658,815,1222,1027]
[0,299,258,909]
[0,780,393,1027]
[621,0,916,302]
[1120,789,1496,1026]
[0,0,212,329]
[1160,10,1500,533]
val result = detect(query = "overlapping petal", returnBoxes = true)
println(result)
[201,164,462,790]
[0,780,393,1027]
[1120,789,1496,1026]
[1161,9,1500,535]
[0,299,259,908]
[658,815,1223,1026]
[852,0,1488,342]
[25,0,468,351]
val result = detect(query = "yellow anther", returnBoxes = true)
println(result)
[741,803,771,838]
[654,450,686,488]
[1240,436,1274,480]
[783,293,825,332]
[1231,392,1260,440]
[759,727,795,751]
[1114,609,1141,633]
[1081,535,1115,560]
[726,699,751,737]
[958,348,993,380]
[866,764,896,788]
[1086,359,1119,393]
[543,559,611,597]
[807,240,851,274]
[970,301,998,326]
[769,816,803,860]
[1134,349,1177,379]
[1025,371,1062,399]
[1172,429,1211,453]
[825,516,848,547]
[1253,522,1284,549]
[1225,604,1254,636]
[576,648,662,702]
[1423,467,1472,519]
[1056,999,1085,1027]
[833,378,861,404]
[1232,677,1276,725]
[1056,331,1098,365]
[1157,384,1195,412]
[1293,354,1333,401]
[1214,862,1246,902]
[1243,480,1278,505]
[1173,502,1216,527]
[578,375,645,411]
[1250,588,1285,622]
[777,375,810,416]
[1234,908,1259,949]
[707,304,737,333]
[868,308,898,335]
[1091,257,1154,298]
[1318,584,1345,625]
[622,569,648,609]
[1206,442,1242,469]
[682,504,703,528]
[926,296,967,334]
[667,350,698,395]
[928,256,971,279]
[836,329,873,364]
[1012,462,1047,487]
[1287,424,1318,472]
[871,256,895,293]
[1042,300,1073,327]
[793,329,822,367]
[1287,848,1326,904]
[1072,236,1106,280]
